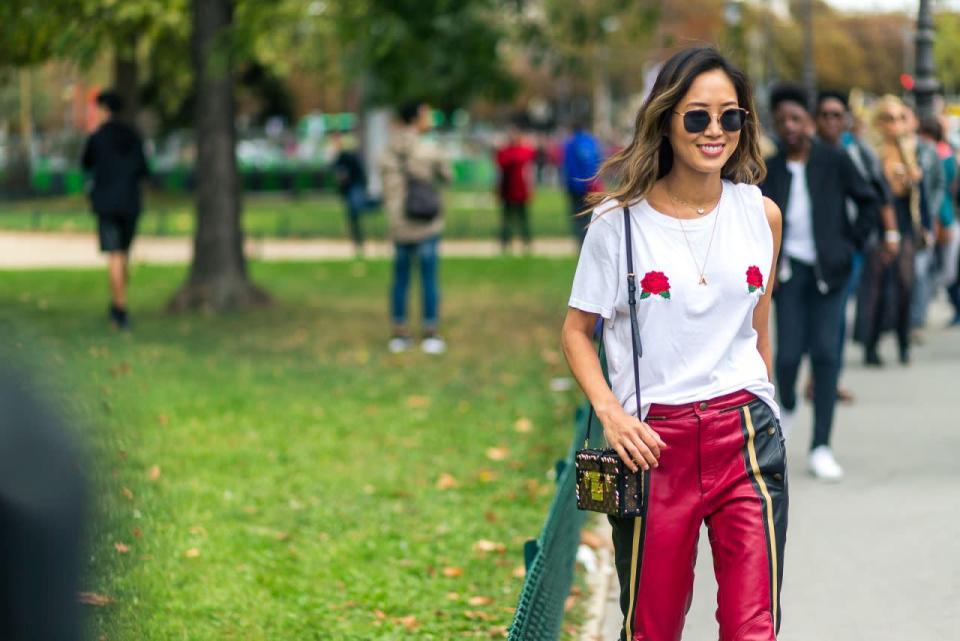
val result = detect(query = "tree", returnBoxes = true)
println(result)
[934,12,960,96]
[0,0,84,193]
[334,0,517,111]
[167,0,269,311]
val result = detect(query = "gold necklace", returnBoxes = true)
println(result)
[667,189,722,216]
[668,191,721,286]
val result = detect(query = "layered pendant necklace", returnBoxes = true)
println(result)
[668,190,721,286]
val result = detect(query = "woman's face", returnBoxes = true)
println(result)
[667,69,742,176]
[878,105,906,140]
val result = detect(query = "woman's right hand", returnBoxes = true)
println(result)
[597,404,667,473]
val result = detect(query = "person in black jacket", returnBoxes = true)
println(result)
[761,84,880,482]
[330,131,368,257]
[81,90,149,329]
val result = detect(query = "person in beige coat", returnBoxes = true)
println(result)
[379,102,452,354]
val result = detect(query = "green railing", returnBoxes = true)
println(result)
[508,405,596,641]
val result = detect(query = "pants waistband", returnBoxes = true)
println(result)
[646,390,758,419]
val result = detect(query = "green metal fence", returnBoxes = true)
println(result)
[508,405,596,641]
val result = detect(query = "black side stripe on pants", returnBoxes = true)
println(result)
[738,402,788,634]
[609,470,652,641]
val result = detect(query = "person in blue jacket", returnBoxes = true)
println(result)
[562,120,603,245]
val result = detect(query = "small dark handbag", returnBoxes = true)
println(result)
[398,152,441,222]
[575,206,647,518]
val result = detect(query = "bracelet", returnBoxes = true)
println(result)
[884,230,902,243]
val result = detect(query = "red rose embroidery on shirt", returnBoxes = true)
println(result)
[640,271,671,299]
[746,265,765,293]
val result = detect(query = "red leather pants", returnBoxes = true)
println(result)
[610,390,788,641]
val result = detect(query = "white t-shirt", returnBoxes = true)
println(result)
[782,160,817,265]
[568,180,779,420]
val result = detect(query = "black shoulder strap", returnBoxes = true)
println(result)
[583,206,643,447]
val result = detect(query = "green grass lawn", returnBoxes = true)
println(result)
[0,187,574,240]
[0,257,585,640]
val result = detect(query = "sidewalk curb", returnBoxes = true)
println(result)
[578,518,619,641]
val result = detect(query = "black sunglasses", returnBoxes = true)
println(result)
[674,108,749,133]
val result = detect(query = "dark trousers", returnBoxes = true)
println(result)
[775,258,846,450]
[499,201,531,248]
[864,242,915,359]
[391,236,439,329]
[342,184,367,248]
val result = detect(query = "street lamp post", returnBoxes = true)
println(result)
[914,0,937,119]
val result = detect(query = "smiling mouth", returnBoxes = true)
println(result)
[697,143,725,156]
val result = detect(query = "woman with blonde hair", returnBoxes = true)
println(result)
[856,95,930,365]
[561,47,785,641]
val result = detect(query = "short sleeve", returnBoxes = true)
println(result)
[568,207,621,319]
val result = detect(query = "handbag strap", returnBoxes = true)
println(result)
[583,206,643,448]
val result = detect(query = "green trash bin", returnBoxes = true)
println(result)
[65,169,84,194]
[31,168,53,194]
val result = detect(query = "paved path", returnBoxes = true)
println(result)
[0,231,579,268]
[590,300,960,641]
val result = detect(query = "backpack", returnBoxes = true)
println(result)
[398,152,440,222]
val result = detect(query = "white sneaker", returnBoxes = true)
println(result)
[420,336,447,355]
[808,446,844,482]
[779,409,795,442]
[388,336,413,353]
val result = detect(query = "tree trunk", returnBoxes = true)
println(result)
[112,34,139,125]
[3,69,34,196]
[168,0,269,312]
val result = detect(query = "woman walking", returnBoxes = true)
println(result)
[858,96,928,365]
[561,47,786,640]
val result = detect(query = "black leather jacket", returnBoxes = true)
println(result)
[761,141,880,293]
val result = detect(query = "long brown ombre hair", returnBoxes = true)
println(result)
[586,47,765,211]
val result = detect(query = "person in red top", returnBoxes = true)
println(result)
[495,126,537,252]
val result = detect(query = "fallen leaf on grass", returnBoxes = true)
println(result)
[189,526,208,537]
[132,527,143,539]
[442,566,464,577]
[564,595,577,612]
[512,565,526,579]
[396,615,419,631]
[436,473,458,490]
[473,540,506,554]
[109,362,131,377]
[77,592,112,606]
[468,596,493,606]
[514,417,533,433]
[184,548,201,558]
[484,511,498,523]
[446,592,461,600]
[478,469,498,482]
[463,610,493,621]
[114,542,129,554]
[524,479,551,499]
[157,413,169,427]
[373,609,387,620]
[488,625,508,638]
[406,395,430,409]
[485,446,509,461]
[121,487,134,501]
[147,465,161,481]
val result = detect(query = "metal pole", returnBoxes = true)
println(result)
[913,0,937,119]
